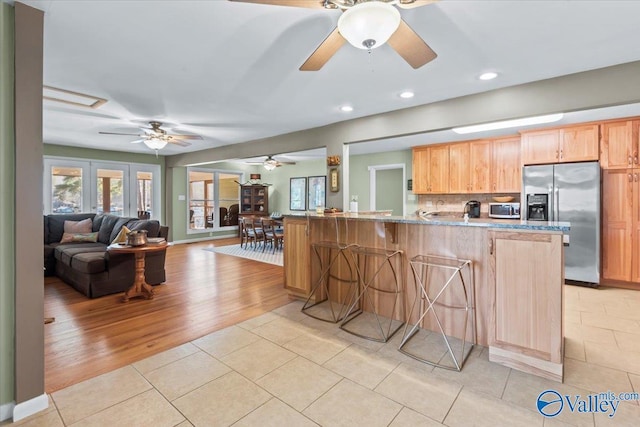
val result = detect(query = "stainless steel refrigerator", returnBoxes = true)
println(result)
[522,161,600,286]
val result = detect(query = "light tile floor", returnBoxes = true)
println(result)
[5,285,640,426]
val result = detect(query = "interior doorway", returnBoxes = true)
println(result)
[368,164,406,216]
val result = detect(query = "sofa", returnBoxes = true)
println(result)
[44,213,169,298]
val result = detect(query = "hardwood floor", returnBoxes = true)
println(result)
[44,239,291,393]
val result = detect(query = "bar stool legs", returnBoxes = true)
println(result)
[301,241,358,323]
[399,254,475,371]
[340,247,405,342]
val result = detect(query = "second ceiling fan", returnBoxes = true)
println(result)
[230,0,438,71]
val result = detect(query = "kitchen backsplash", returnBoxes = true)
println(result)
[416,193,520,217]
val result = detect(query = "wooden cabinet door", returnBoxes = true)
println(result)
[492,137,521,193]
[601,121,635,169]
[631,171,640,283]
[559,124,599,162]
[488,230,563,376]
[470,140,492,193]
[428,145,450,193]
[283,217,311,297]
[449,143,470,193]
[412,147,430,194]
[521,129,559,165]
[602,169,633,281]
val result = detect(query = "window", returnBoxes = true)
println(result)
[44,157,161,219]
[188,168,242,232]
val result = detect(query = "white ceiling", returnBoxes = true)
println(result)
[21,0,640,158]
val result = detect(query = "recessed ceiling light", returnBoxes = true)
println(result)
[478,72,498,81]
[399,91,415,99]
[340,105,354,112]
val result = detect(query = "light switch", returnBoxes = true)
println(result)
[178,195,186,201]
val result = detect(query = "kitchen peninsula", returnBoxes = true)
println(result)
[283,213,569,382]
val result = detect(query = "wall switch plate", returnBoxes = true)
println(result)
[408,194,416,201]
[178,195,186,201]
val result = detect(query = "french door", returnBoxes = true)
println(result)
[44,157,161,219]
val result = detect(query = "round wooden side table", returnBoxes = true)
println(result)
[107,242,168,302]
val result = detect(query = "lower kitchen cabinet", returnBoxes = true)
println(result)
[283,217,311,298]
[488,230,564,382]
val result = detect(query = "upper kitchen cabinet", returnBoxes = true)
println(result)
[521,129,559,165]
[449,142,470,193]
[601,120,639,169]
[470,140,493,193]
[492,137,521,193]
[521,124,599,165]
[411,145,449,194]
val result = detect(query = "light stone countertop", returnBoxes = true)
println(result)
[284,212,570,232]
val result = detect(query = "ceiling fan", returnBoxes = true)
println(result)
[247,155,297,170]
[229,0,438,70]
[99,121,203,153]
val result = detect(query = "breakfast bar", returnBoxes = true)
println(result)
[283,212,570,382]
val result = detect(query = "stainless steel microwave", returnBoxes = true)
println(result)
[488,202,520,219]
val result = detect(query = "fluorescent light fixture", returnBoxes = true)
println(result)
[478,72,498,81]
[452,113,564,134]
[43,85,107,109]
[399,91,415,99]
[340,105,354,112]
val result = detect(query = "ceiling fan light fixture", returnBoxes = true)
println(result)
[263,158,278,171]
[143,137,168,151]
[337,2,401,50]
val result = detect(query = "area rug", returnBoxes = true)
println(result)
[204,244,283,266]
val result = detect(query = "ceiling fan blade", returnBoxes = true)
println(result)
[130,139,145,144]
[168,134,203,140]
[387,19,437,69]
[300,27,346,71]
[228,0,327,9]
[396,0,439,9]
[99,131,141,136]
[169,140,192,147]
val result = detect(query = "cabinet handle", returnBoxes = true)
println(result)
[493,183,496,191]
[555,150,559,159]
[559,149,563,159]
[629,173,633,182]
[635,173,638,183]
[635,152,638,164]
[629,156,633,166]
[489,238,494,255]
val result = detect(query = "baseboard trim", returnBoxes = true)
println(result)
[12,393,48,422]
[0,401,15,422]
[173,233,237,245]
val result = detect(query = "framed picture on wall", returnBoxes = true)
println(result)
[290,177,307,211]
[307,176,326,210]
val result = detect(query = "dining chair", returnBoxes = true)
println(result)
[261,218,283,253]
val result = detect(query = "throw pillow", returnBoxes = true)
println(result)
[111,226,131,244]
[64,218,92,233]
[60,232,99,243]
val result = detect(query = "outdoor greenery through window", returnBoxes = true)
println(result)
[44,157,161,219]
[188,168,242,231]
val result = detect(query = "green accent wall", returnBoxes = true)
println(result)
[261,159,327,213]
[349,149,418,214]
[0,2,15,408]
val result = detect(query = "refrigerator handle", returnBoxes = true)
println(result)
[547,185,554,221]
[554,186,559,222]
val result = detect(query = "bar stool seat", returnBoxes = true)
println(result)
[399,254,475,371]
[340,245,405,343]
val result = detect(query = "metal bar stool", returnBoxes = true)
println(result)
[398,254,475,371]
[340,221,405,342]
[302,214,359,323]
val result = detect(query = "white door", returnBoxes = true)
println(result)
[369,164,406,216]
